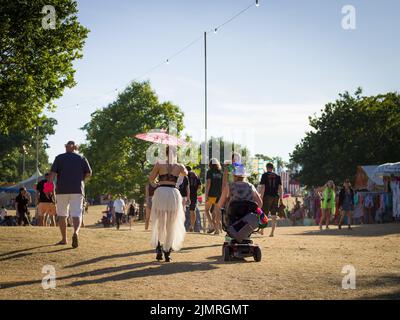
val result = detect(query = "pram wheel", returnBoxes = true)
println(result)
[253,246,262,262]
[223,246,232,261]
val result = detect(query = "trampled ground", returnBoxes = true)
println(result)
[0,206,399,300]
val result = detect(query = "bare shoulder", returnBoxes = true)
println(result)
[179,163,187,174]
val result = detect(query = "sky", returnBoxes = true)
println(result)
[45,0,400,163]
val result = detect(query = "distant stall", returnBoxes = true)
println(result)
[373,162,400,220]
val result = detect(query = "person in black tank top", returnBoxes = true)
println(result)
[148,147,188,262]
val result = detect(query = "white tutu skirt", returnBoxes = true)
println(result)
[150,186,186,251]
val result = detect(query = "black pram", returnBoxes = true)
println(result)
[221,200,262,262]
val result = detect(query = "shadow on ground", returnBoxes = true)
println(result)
[64,243,222,269]
[288,224,400,237]
[357,274,400,300]
[0,254,248,290]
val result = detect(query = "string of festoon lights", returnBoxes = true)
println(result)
[61,0,260,111]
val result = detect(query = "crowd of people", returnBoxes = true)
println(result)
[301,178,389,230]
[101,195,139,229]
[2,138,392,263]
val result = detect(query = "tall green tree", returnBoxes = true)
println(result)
[290,89,400,186]
[81,81,185,204]
[0,117,57,183]
[0,0,89,134]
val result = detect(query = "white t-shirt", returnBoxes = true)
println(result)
[113,199,125,213]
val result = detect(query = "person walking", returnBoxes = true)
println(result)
[319,180,336,230]
[187,166,202,232]
[113,195,126,230]
[338,179,354,230]
[259,163,283,237]
[15,187,31,226]
[36,173,56,227]
[128,202,137,229]
[178,174,190,211]
[205,158,223,235]
[148,146,187,262]
[49,141,92,248]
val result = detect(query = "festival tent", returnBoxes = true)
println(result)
[353,165,384,191]
[0,169,43,206]
[373,162,400,178]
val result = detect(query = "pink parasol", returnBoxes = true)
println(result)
[135,130,187,146]
[282,193,291,199]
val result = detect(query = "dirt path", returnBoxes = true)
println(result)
[0,206,399,300]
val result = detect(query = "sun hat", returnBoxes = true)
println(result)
[233,163,248,177]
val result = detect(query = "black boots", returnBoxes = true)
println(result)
[163,249,172,263]
[156,242,172,262]
[156,242,163,261]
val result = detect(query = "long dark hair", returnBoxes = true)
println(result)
[209,158,221,171]
[18,187,27,197]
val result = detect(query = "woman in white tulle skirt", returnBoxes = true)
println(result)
[148,152,188,262]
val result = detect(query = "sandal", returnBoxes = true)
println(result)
[56,241,67,245]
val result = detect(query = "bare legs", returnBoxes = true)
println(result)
[319,208,331,230]
[270,216,277,237]
[339,210,352,229]
[58,217,67,244]
[145,207,151,230]
[189,210,196,231]
[204,202,215,232]
[213,208,222,234]
[58,216,81,246]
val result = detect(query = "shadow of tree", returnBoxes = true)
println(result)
[356,274,400,300]
[0,247,74,262]
[64,244,222,269]
[0,254,250,290]
[288,224,400,237]
[0,245,54,258]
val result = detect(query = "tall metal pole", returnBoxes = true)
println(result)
[22,148,26,181]
[36,125,39,185]
[203,31,208,234]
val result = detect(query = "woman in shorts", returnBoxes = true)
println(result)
[319,180,336,230]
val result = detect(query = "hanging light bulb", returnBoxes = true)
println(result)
[214,28,218,34]
[256,0,260,7]
[166,59,169,64]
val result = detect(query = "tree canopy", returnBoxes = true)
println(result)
[290,89,400,187]
[81,81,185,203]
[0,117,57,183]
[0,0,89,134]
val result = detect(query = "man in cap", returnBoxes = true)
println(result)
[49,141,92,248]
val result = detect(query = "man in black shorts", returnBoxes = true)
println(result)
[187,166,201,232]
[259,163,283,237]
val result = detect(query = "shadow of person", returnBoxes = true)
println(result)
[0,245,54,258]
[68,261,220,287]
[64,244,222,269]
